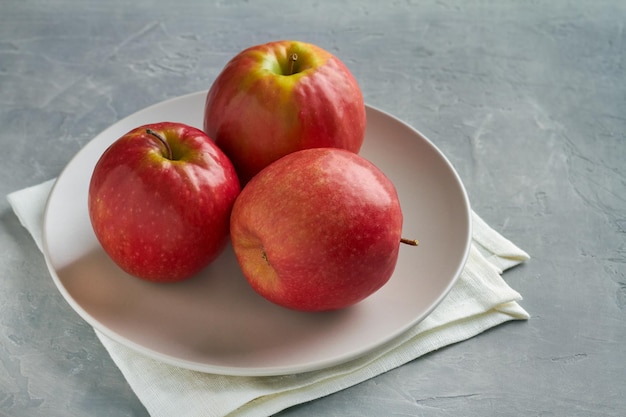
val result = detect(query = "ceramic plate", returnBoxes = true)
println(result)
[42,91,471,376]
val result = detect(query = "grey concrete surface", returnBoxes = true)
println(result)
[1,1,625,416]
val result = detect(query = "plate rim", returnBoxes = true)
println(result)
[41,91,472,376]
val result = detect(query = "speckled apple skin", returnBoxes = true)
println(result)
[230,148,403,312]
[204,40,366,185]
[88,122,241,282]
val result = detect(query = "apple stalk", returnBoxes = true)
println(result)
[146,128,173,160]
[288,53,298,75]
[401,238,419,246]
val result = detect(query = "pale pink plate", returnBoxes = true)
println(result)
[42,91,471,376]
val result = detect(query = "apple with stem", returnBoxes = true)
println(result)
[230,148,418,312]
[204,40,366,184]
[88,122,241,282]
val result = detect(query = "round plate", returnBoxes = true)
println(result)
[42,91,471,376]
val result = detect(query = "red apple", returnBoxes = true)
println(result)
[204,40,366,184]
[88,122,241,282]
[230,148,414,312]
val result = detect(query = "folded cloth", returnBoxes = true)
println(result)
[8,179,529,417]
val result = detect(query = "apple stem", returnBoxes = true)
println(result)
[401,237,419,246]
[146,129,173,160]
[289,53,298,75]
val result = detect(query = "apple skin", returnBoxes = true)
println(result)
[204,40,366,184]
[88,122,241,282]
[230,148,403,311]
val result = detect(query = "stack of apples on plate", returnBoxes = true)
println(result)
[88,40,417,312]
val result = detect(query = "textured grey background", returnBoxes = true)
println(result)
[1,1,625,416]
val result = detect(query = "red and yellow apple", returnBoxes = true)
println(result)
[204,40,366,184]
[88,122,241,282]
[230,148,414,312]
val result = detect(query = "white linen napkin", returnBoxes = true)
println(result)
[8,179,529,417]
